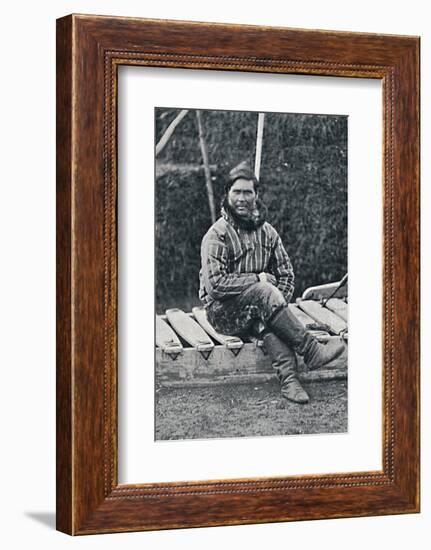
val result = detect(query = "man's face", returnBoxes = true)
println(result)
[227,178,257,219]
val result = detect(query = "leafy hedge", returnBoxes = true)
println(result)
[155,109,347,314]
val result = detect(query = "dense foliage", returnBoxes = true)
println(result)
[155,108,347,314]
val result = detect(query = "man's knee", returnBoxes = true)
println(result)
[252,281,286,304]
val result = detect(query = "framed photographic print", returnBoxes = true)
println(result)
[56,14,420,534]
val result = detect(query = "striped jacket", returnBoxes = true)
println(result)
[199,210,295,308]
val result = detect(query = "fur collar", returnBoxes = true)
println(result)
[221,197,267,231]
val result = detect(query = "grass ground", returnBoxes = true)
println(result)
[155,379,347,440]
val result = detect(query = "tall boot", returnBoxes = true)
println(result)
[268,305,347,370]
[263,332,309,404]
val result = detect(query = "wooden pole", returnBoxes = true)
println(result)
[321,273,349,307]
[196,110,216,224]
[254,112,265,179]
[155,109,188,157]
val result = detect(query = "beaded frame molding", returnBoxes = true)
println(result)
[56,14,420,535]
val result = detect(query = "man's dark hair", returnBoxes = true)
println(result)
[224,161,259,194]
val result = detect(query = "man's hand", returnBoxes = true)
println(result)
[258,272,277,286]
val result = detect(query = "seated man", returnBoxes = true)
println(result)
[199,162,346,404]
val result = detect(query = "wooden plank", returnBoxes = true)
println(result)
[158,370,347,389]
[166,308,214,353]
[325,298,348,322]
[155,315,183,356]
[297,300,347,335]
[192,306,243,351]
[289,303,330,330]
[289,304,332,339]
[302,281,348,301]
[289,303,315,327]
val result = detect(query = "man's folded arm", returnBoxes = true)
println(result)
[201,237,258,301]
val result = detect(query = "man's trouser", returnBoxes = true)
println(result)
[207,281,287,337]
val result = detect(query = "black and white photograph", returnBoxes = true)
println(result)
[1,0,425,546]
[155,107,348,441]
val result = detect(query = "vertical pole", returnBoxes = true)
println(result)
[254,112,265,179]
[196,110,216,224]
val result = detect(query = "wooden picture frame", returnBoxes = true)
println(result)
[56,14,420,535]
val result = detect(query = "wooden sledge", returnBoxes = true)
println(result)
[156,279,348,388]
